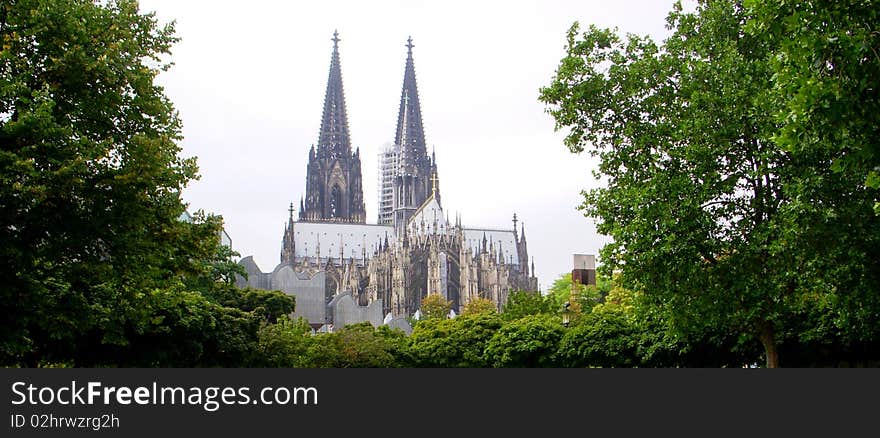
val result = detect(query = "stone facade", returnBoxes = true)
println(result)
[363,201,538,316]
[297,31,366,224]
[239,33,538,328]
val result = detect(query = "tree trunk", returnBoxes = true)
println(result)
[759,323,780,368]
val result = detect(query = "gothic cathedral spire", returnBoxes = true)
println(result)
[318,30,352,159]
[395,36,428,168]
[391,36,434,235]
[299,30,366,223]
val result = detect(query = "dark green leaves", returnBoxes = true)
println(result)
[540,0,880,366]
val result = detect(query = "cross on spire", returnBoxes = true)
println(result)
[289,202,295,218]
[406,36,414,55]
[431,171,438,197]
[332,30,340,50]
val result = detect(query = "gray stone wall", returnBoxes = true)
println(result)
[386,317,413,335]
[236,258,328,327]
[236,256,271,290]
[271,266,326,326]
[329,292,383,328]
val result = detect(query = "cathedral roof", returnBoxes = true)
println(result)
[409,190,445,235]
[463,228,520,265]
[290,221,394,262]
[317,31,353,159]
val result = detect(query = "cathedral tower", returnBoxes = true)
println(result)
[388,37,436,235]
[300,31,366,223]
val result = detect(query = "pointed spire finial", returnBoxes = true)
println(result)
[317,30,351,157]
[289,202,295,220]
[394,35,426,163]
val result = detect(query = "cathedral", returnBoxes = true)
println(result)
[238,32,537,326]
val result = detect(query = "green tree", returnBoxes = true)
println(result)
[203,285,295,323]
[745,0,880,212]
[502,290,556,320]
[183,235,295,323]
[547,273,603,313]
[256,316,314,367]
[102,285,260,367]
[462,297,497,315]
[0,0,233,365]
[558,304,641,368]
[408,312,502,367]
[558,289,760,368]
[419,293,452,320]
[302,323,406,368]
[538,0,880,367]
[484,314,564,367]
[184,239,248,291]
[744,0,880,359]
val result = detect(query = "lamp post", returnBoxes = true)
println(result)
[561,301,571,328]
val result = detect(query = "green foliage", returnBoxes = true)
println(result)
[462,297,498,315]
[86,284,260,367]
[743,0,880,348]
[409,312,502,367]
[420,293,452,320]
[184,241,248,291]
[559,305,641,368]
[484,314,565,367]
[256,316,314,367]
[203,285,295,323]
[745,0,880,212]
[502,290,556,320]
[539,0,880,367]
[547,273,604,312]
[0,0,267,367]
[299,323,408,368]
[547,273,583,305]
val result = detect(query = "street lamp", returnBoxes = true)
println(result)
[561,301,571,327]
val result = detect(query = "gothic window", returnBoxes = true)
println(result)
[330,185,342,218]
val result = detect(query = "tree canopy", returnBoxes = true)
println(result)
[540,0,880,367]
[462,297,498,315]
[420,294,452,320]
[0,0,292,367]
[502,290,557,320]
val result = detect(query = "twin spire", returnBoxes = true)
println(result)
[317,30,352,159]
[316,31,426,166]
[310,31,434,228]
[394,36,428,170]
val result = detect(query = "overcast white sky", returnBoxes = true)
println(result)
[140,0,684,291]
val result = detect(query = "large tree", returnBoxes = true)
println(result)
[744,0,880,361]
[0,0,221,365]
[540,0,879,366]
[745,0,880,212]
